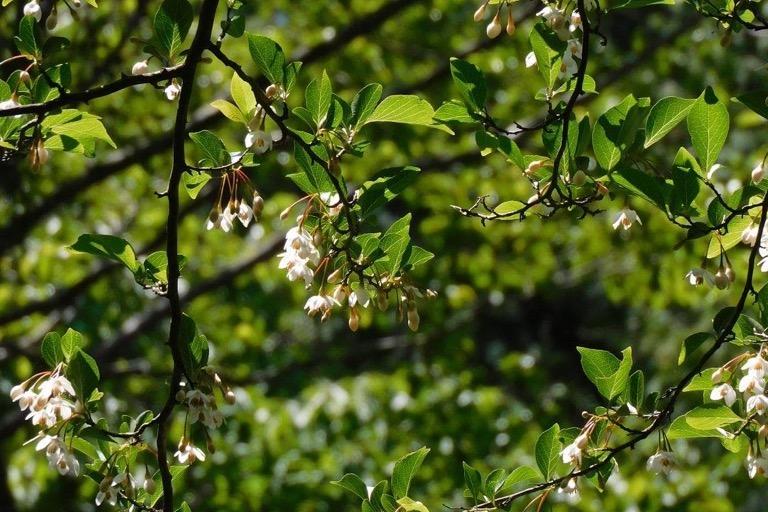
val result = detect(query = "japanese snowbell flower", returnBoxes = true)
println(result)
[131,60,150,76]
[742,354,768,378]
[612,208,642,231]
[710,383,736,406]
[24,1,42,21]
[752,163,765,183]
[174,438,206,464]
[742,223,760,247]
[747,394,768,415]
[245,130,272,154]
[525,51,537,68]
[165,81,181,101]
[738,374,764,396]
[560,433,588,466]
[685,268,713,286]
[304,295,338,318]
[747,453,768,478]
[646,451,675,475]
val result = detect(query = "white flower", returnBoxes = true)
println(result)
[612,208,642,231]
[525,51,537,68]
[685,268,713,286]
[486,14,502,39]
[37,375,75,400]
[237,201,253,227]
[279,252,315,287]
[95,476,120,506]
[24,1,42,21]
[646,451,675,475]
[738,374,765,396]
[165,82,181,101]
[0,97,20,111]
[245,130,272,154]
[304,295,338,317]
[131,60,150,76]
[742,354,768,378]
[747,394,768,415]
[560,434,587,466]
[569,12,582,32]
[742,224,760,247]
[207,208,234,233]
[537,5,566,29]
[752,163,765,183]
[348,287,371,309]
[710,383,737,407]
[174,438,206,464]
[53,450,80,476]
[557,477,580,502]
[747,453,768,478]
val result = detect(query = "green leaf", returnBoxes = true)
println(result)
[404,246,434,269]
[153,0,193,60]
[15,16,41,59]
[669,164,700,216]
[70,234,139,272]
[687,87,729,172]
[683,368,720,392]
[60,328,83,361]
[67,349,100,401]
[395,497,429,512]
[577,346,633,401]
[378,214,412,274]
[611,166,667,209]
[534,423,561,480]
[305,70,332,126]
[211,99,247,124]
[449,58,487,111]
[181,172,212,199]
[41,332,63,368]
[356,166,421,220]
[50,118,116,148]
[592,94,648,171]
[391,447,429,499]
[247,34,285,84]
[179,314,209,375]
[706,215,752,258]
[433,101,475,124]
[678,332,712,366]
[644,96,695,148]
[462,462,482,503]
[230,73,257,119]
[141,251,187,284]
[332,473,369,501]
[734,89,768,120]
[189,130,229,167]
[350,83,383,128]
[499,466,539,492]
[684,404,742,430]
[365,95,437,128]
[529,23,566,91]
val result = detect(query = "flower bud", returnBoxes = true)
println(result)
[327,268,343,284]
[711,367,726,383]
[143,477,156,494]
[224,388,236,404]
[175,389,186,402]
[725,266,735,283]
[265,84,278,99]
[132,60,150,76]
[23,1,42,22]
[486,13,502,39]
[752,163,765,183]
[407,305,420,331]
[19,71,31,84]
[252,193,264,220]
[714,267,730,290]
[506,10,516,36]
[46,11,58,30]
[348,307,360,332]
[473,2,487,22]
[759,424,768,440]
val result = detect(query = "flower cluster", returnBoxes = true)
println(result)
[279,224,322,287]
[173,369,235,465]
[709,349,768,478]
[11,368,79,429]
[206,170,264,233]
[26,434,80,477]
[525,2,586,80]
[473,0,516,39]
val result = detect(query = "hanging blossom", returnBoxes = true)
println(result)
[646,450,675,475]
[278,224,321,288]
[685,268,714,287]
[23,0,42,21]
[174,437,206,465]
[95,472,135,507]
[27,434,80,477]
[178,389,224,430]
[11,369,79,429]
[612,208,642,231]
[747,452,768,479]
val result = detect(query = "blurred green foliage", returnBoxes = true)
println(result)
[2,0,768,511]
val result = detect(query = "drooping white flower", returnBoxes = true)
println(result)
[165,81,181,101]
[612,208,642,231]
[131,60,150,76]
[685,268,713,287]
[23,1,42,21]
[304,295,338,317]
[752,163,765,183]
[557,477,580,502]
[559,433,588,466]
[279,252,315,287]
[348,287,371,309]
[245,130,272,154]
[174,438,206,464]
[738,374,765,396]
[747,453,768,478]
[742,354,768,378]
[747,394,768,415]
[237,201,253,227]
[646,451,675,475]
[569,12,582,32]
[537,5,566,31]
[742,223,760,247]
[53,450,80,476]
[525,51,537,68]
[710,383,737,407]
[95,476,120,506]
